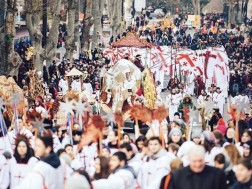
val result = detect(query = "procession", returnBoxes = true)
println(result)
[0,0,252,189]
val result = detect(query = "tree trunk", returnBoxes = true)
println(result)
[108,0,123,37]
[0,0,23,76]
[81,0,93,51]
[228,0,235,25]
[65,0,76,61]
[25,0,62,71]
[191,0,200,15]
[91,0,104,49]
[45,0,62,65]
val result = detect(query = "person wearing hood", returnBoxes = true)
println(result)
[138,137,175,189]
[15,131,69,189]
[214,153,236,188]
[216,118,227,136]
[92,151,138,189]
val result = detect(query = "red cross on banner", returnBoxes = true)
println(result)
[199,51,217,79]
[177,54,195,67]
[192,57,197,61]
[217,53,224,62]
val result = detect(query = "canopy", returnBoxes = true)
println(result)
[66,68,84,77]
[111,32,153,48]
[107,59,142,83]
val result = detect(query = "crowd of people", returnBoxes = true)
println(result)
[0,3,252,189]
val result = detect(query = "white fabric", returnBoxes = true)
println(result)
[213,92,225,115]
[0,136,12,155]
[92,168,137,189]
[83,83,93,96]
[166,94,180,121]
[58,79,68,95]
[71,80,81,91]
[0,157,38,189]
[138,149,175,189]
[53,134,63,153]
[14,160,68,189]
[76,143,97,176]
[0,155,7,175]
[187,73,195,96]
[205,147,223,167]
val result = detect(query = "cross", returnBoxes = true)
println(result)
[15,172,25,184]
[192,57,197,61]
[177,54,195,67]
[183,62,187,66]
[199,51,217,79]
[80,153,88,168]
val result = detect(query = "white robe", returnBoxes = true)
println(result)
[166,94,180,121]
[14,159,68,189]
[71,80,81,91]
[213,92,225,115]
[233,95,250,112]
[0,155,7,175]
[7,128,35,151]
[76,143,97,176]
[58,79,68,95]
[138,149,175,189]
[128,154,143,176]
[0,157,38,189]
[197,95,206,106]
[83,83,93,95]
[53,134,63,153]
[187,74,195,96]
[0,136,12,155]
[92,168,137,189]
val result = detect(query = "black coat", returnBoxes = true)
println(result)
[228,178,252,189]
[169,166,227,189]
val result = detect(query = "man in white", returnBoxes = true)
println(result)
[233,92,250,113]
[76,142,97,176]
[8,118,34,150]
[138,137,175,189]
[197,89,207,106]
[15,133,69,189]
[71,78,81,91]
[83,78,94,97]
[213,87,225,115]
[92,151,137,189]
[187,71,195,96]
[166,88,181,121]
[58,76,68,95]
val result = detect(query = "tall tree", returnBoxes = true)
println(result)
[191,0,201,15]
[24,0,62,71]
[0,0,23,76]
[108,0,124,37]
[81,0,93,50]
[65,0,80,61]
[91,0,104,49]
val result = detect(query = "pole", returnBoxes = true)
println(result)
[42,0,47,47]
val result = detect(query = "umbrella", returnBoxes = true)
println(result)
[108,59,142,83]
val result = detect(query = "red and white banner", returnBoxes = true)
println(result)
[103,46,229,97]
